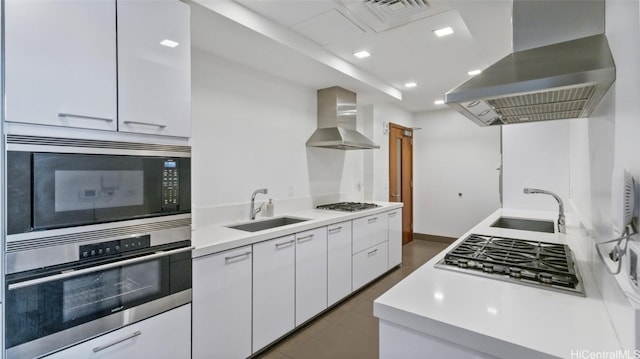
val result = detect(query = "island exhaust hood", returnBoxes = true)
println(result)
[306,86,379,150]
[445,0,615,126]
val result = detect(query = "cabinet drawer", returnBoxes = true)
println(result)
[46,304,191,358]
[353,214,387,254]
[353,242,388,290]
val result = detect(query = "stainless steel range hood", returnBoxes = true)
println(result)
[445,0,615,126]
[306,86,379,150]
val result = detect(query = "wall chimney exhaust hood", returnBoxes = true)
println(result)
[306,86,379,150]
[445,0,615,126]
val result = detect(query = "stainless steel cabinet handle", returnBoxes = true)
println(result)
[8,246,193,290]
[225,251,251,261]
[93,331,142,352]
[368,217,378,223]
[368,249,378,256]
[388,212,397,217]
[297,234,314,242]
[123,120,167,128]
[391,194,400,198]
[58,112,114,123]
[328,226,343,233]
[275,239,295,248]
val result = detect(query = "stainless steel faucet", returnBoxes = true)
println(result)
[523,188,566,233]
[250,188,268,220]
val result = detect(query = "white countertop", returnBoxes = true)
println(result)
[192,202,403,258]
[374,208,622,358]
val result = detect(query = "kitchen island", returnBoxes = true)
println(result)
[374,209,622,359]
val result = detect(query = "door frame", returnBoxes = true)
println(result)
[388,123,413,245]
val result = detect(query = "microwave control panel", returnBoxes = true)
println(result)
[162,159,179,210]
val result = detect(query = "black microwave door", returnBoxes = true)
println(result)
[32,153,162,230]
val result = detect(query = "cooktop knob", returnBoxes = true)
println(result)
[509,267,522,278]
[482,263,494,273]
[538,272,554,284]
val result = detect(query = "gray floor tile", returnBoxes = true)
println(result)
[259,240,445,359]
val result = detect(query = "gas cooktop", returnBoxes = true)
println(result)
[435,233,585,296]
[316,202,380,212]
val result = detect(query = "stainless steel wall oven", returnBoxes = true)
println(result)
[4,135,193,358]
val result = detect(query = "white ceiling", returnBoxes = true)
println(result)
[190,0,513,113]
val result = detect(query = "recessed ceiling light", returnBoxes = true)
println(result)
[433,26,454,37]
[434,100,445,105]
[353,50,371,59]
[160,39,179,48]
[404,82,417,88]
[468,69,482,76]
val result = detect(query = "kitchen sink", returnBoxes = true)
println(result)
[490,217,555,233]
[227,216,309,232]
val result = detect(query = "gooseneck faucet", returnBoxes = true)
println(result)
[523,188,566,234]
[250,188,268,220]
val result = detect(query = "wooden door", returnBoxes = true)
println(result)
[389,123,413,244]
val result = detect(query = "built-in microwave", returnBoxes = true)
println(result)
[6,135,191,235]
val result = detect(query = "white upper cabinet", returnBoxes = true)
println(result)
[5,0,117,131]
[117,0,191,137]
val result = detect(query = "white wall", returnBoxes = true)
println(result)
[191,50,364,227]
[502,120,571,212]
[568,0,640,350]
[413,109,501,238]
[361,103,414,202]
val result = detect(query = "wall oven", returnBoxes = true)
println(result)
[4,135,193,358]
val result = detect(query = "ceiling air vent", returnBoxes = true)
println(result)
[337,0,450,33]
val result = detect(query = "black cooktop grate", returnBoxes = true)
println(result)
[436,233,584,296]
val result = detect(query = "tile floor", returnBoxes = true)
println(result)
[259,239,449,359]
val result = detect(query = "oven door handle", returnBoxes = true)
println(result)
[7,246,194,290]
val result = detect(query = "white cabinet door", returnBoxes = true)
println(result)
[117,0,191,137]
[253,235,295,352]
[295,227,327,326]
[5,0,117,130]
[193,246,252,359]
[46,304,191,359]
[353,242,389,290]
[328,221,352,306]
[388,209,403,269]
[353,214,387,254]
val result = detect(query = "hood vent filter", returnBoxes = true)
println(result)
[490,85,598,124]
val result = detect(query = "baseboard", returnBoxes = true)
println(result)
[413,233,456,244]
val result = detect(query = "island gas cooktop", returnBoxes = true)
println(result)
[435,233,585,296]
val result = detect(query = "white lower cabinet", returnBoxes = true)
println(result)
[193,246,252,359]
[352,214,387,254]
[353,242,389,290]
[327,221,352,306]
[388,209,403,268]
[295,227,327,326]
[46,304,191,358]
[253,235,295,353]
